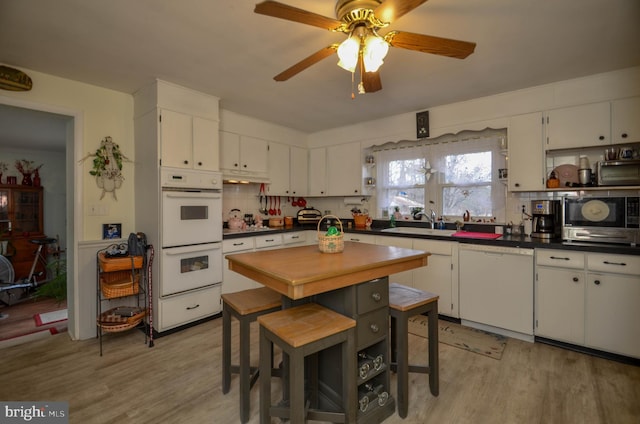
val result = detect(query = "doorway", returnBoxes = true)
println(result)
[0,101,75,346]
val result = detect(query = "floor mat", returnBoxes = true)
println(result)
[34,309,68,326]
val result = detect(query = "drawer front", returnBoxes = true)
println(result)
[536,249,585,269]
[356,308,388,348]
[587,253,640,275]
[255,234,283,249]
[357,277,389,315]
[223,237,254,253]
[283,231,307,245]
[413,239,455,256]
[158,284,221,331]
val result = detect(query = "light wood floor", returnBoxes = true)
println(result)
[1,316,638,424]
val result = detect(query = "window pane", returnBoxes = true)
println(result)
[442,185,493,217]
[389,188,425,215]
[444,152,492,184]
[388,159,425,186]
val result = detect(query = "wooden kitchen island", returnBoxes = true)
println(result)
[226,241,431,423]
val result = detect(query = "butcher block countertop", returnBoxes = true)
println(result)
[226,241,430,300]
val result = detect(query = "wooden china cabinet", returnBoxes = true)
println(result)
[0,184,46,280]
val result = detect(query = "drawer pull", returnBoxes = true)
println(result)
[603,261,626,266]
[371,292,381,302]
[370,323,379,333]
[549,256,570,261]
[233,242,246,246]
[186,304,200,310]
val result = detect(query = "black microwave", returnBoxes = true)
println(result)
[563,196,640,244]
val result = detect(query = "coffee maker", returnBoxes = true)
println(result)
[531,200,561,239]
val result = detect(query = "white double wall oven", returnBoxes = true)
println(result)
[158,168,223,329]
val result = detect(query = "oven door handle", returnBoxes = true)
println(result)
[164,192,221,200]
[576,232,627,239]
[164,245,222,255]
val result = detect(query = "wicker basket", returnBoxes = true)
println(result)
[100,271,140,299]
[317,215,344,253]
[98,252,143,272]
[97,307,146,333]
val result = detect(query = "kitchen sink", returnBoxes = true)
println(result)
[380,227,456,236]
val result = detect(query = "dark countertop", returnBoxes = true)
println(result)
[223,221,640,256]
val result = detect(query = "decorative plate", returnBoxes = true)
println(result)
[553,164,579,187]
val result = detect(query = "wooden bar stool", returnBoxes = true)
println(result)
[388,283,440,419]
[221,287,282,424]
[258,303,357,424]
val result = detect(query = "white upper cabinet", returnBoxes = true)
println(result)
[611,97,640,144]
[508,112,545,191]
[545,102,611,150]
[267,142,290,195]
[308,147,328,196]
[267,143,308,196]
[220,131,268,180]
[290,146,308,197]
[160,109,219,171]
[327,142,362,196]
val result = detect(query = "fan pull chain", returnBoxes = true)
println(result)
[351,71,355,100]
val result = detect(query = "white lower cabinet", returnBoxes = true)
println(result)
[585,253,640,358]
[283,231,307,246]
[412,239,459,318]
[222,237,260,294]
[535,249,640,359]
[374,235,414,287]
[344,233,376,244]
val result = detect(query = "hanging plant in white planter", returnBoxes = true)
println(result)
[82,136,130,200]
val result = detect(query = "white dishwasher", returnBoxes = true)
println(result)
[459,244,534,338]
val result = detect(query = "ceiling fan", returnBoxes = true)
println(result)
[254,0,476,95]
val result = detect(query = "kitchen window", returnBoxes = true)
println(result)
[373,129,507,221]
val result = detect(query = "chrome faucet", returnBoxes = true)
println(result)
[415,210,437,228]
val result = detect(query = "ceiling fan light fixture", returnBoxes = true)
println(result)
[362,32,388,72]
[337,34,359,72]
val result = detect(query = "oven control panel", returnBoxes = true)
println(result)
[161,167,222,190]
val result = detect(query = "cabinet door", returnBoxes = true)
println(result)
[161,109,193,169]
[545,102,610,150]
[240,136,268,174]
[290,146,308,196]
[535,267,585,345]
[413,239,457,317]
[374,235,413,286]
[611,97,640,144]
[309,147,327,196]
[220,131,241,171]
[192,117,219,171]
[508,112,545,191]
[267,142,290,195]
[327,142,362,196]
[585,272,640,358]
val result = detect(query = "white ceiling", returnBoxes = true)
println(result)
[0,0,639,143]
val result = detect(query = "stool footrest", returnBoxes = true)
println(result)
[390,362,430,374]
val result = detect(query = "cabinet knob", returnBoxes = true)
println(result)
[621,133,628,138]
[243,164,247,168]
[370,323,379,333]
[371,292,381,302]
[594,280,601,285]
[197,161,203,166]
[234,163,239,168]
[572,277,579,282]
[598,135,605,140]
[183,160,189,165]
[354,189,359,193]
[514,183,520,187]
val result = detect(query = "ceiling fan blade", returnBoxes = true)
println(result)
[375,0,429,23]
[386,30,476,59]
[274,45,338,81]
[255,1,342,31]
[362,70,382,93]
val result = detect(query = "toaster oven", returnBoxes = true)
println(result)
[597,159,640,186]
